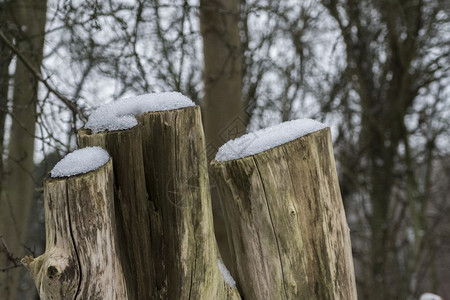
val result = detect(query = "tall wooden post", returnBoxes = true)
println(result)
[137,106,240,299]
[78,127,154,299]
[211,128,357,300]
[22,159,127,299]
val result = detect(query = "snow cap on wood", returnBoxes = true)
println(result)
[214,118,326,162]
[85,92,195,133]
[50,147,110,178]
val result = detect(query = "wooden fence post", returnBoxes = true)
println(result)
[78,126,154,299]
[22,158,127,299]
[211,127,357,299]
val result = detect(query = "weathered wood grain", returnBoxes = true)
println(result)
[77,106,240,299]
[78,126,154,299]
[211,127,357,300]
[137,106,241,299]
[22,159,127,299]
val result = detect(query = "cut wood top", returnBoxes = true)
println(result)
[85,92,195,133]
[50,146,110,178]
[214,118,326,162]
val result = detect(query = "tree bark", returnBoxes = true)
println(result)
[21,159,127,299]
[200,0,245,270]
[200,0,244,152]
[0,1,12,195]
[136,106,240,299]
[0,0,47,298]
[211,128,357,299]
[78,127,154,299]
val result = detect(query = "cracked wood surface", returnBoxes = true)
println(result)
[22,160,127,299]
[77,106,240,299]
[78,126,154,299]
[136,106,240,299]
[211,127,357,300]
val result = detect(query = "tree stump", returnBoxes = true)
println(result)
[22,159,127,299]
[211,127,357,299]
[78,105,240,299]
[78,126,154,299]
[137,105,240,299]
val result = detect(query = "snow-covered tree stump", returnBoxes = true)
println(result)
[22,148,127,299]
[211,120,357,300]
[78,126,154,299]
[79,93,240,299]
[23,92,357,300]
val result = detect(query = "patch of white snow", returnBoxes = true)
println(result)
[50,147,110,178]
[420,293,442,300]
[214,118,326,162]
[85,92,195,133]
[218,259,236,287]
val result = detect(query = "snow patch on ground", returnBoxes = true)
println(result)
[85,92,195,133]
[214,118,326,162]
[51,147,110,178]
[420,293,442,300]
[218,259,236,287]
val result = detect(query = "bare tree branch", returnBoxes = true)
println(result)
[0,29,87,123]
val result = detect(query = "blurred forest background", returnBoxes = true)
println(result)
[0,0,449,299]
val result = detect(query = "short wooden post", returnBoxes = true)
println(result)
[137,106,240,299]
[22,159,127,299]
[211,127,357,299]
[78,127,154,299]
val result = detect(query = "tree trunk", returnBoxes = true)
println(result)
[200,0,244,152]
[0,1,12,195]
[200,0,244,270]
[21,159,127,299]
[0,0,47,298]
[211,128,357,299]
[136,106,240,299]
[78,127,154,299]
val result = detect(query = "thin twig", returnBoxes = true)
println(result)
[0,235,23,272]
[0,29,87,122]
